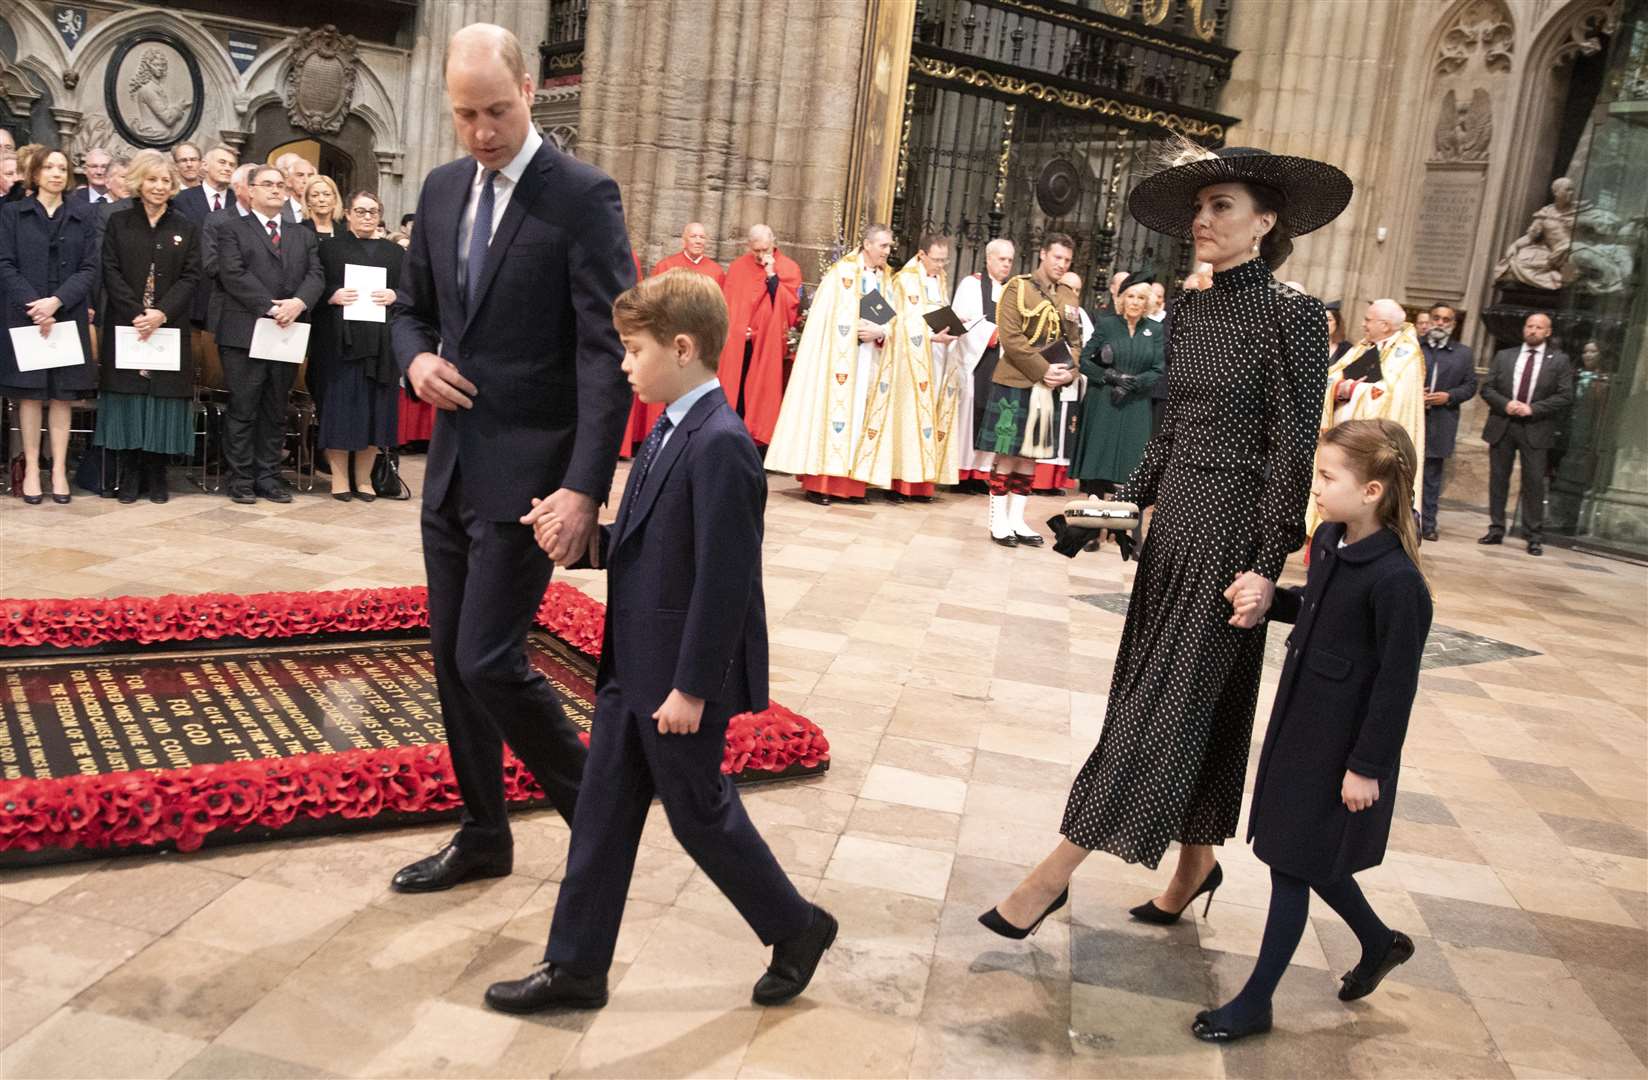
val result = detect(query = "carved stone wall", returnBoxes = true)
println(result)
[577,0,868,275]
[1218,0,1624,357]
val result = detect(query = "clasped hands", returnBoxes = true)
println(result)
[25,295,60,336]
[1505,400,1534,417]
[266,298,306,327]
[520,489,601,569]
[1222,570,1274,629]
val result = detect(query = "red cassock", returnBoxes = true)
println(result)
[718,250,801,446]
[619,250,725,456]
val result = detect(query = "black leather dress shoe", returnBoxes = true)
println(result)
[804,490,831,506]
[391,842,512,893]
[1527,540,1544,556]
[485,963,607,1014]
[752,906,837,1006]
[1338,931,1414,1001]
[254,479,293,503]
[228,487,256,505]
[1477,532,1503,545]
[1421,529,1439,542]
[991,534,1018,547]
[1013,531,1045,547]
[1191,1006,1273,1043]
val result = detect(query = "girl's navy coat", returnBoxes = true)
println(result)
[1247,522,1433,883]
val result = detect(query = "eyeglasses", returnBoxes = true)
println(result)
[250,180,284,188]
[348,207,380,217]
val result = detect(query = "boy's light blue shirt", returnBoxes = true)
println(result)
[659,377,721,452]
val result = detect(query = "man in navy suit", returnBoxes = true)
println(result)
[485,271,836,1015]
[1418,303,1477,541]
[212,165,322,504]
[387,23,634,893]
[1479,312,1573,556]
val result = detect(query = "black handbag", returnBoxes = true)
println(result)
[370,448,410,500]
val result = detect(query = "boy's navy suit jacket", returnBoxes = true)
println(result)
[588,384,769,721]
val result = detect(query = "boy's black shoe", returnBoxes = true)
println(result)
[752,907,838,1006]
[391,841,512,893]
[485,963,608,1014]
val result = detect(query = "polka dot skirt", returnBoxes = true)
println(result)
[1060,256,1328,869]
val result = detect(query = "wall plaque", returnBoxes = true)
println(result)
[104,29,203,149]
[1408,164,1487,298]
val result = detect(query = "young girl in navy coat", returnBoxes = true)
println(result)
[1193,417,1433,1043]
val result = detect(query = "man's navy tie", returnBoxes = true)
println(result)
[634,414,674,490]
[465,169,498,314]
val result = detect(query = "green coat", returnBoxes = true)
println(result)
[1072,314,1164,485]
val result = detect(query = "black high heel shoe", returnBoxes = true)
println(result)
[978,887,1069,940]
[1191,1006,1272,1043]
[1129,862,1222,925]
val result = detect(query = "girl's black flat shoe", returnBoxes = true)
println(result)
[21,492,43,505]
[1338,931,1414,1001]
[1191,1007,1272,1043]
[978,887,1069,940]
[1129,862,1222,925]
[332,491,353,502]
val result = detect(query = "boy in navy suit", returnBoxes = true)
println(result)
[485,270,837,1014]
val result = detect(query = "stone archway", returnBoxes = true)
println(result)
[244,102,376,200]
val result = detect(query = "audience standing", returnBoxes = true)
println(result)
[311,189,401,501]
[94,150,199,503]
[0,147,100,503]
[210,163,321,504]
[1417,303,1477,541]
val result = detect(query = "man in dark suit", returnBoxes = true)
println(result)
[212,164,322,504]
[1418,303,1477,541]
[193,162,256,332]
[1479,312,1573,556]
[387,23,634,894]
[68,147,115,207]
[172,145,238,226]
[487,272,834,1015]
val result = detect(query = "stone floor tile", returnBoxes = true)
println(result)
[859,763,969,814]
[0,907,153,1002]
[172,877,359,966]
[46,857,239,936]
[825,835,954,901]
[1067,983,1226,1078]
[0,1006,205,1079]
[0,859,109,905]
[70,935,292,1042]
[171,1044,343,1078]
[739,1005,919,1078]
[1473,997,1648,1078]
[845,798,961,854]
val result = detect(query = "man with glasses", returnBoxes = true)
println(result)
[1418,303,1477,541]
[211,165,323,504]
[69,146,115,205]
[171,141,203,188]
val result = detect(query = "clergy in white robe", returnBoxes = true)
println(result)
[950,238,1016,485]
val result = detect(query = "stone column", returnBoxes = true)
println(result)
[1218,0,1415,307]
[579,0,868,277]
[398,0,553,199]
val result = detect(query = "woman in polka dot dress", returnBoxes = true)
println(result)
[980,147,1354,939]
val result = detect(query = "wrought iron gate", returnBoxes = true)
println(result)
[892,0,1241,294]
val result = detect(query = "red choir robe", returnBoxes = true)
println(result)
[619,249,724,455]
[718,249,801,445]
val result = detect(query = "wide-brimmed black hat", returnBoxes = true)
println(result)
[1115,272,1156,295]
[1128,147,1353,241]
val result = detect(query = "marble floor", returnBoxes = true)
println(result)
[0,435,1644,1079]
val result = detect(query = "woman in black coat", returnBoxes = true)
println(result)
[310,189,401,500]
[1193,419,1432,1043]
[0,147,99,503]
[94,150,200,503]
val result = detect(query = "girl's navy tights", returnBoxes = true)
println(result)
[1204,868,1396,1029]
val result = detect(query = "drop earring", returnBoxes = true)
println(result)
[1250,235,1261,255]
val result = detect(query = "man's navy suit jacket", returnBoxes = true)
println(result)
[584,386,769,721]
[389,139,635,521]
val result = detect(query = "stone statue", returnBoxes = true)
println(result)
[1567,199,1639,294]
[127,49,192,142]
[1494,177,1577,290]
[1434,88,1492,162]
